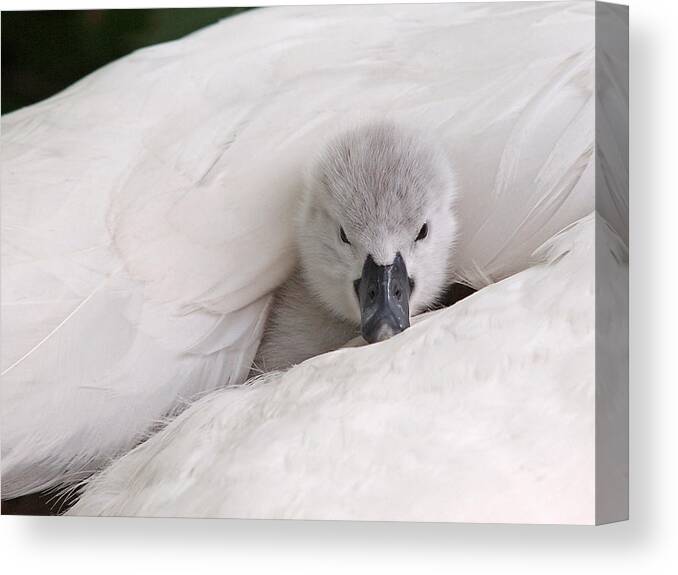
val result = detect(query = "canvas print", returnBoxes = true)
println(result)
[0,2,629,524]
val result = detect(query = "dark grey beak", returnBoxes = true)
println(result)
[354,252,411,344]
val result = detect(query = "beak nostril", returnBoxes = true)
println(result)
[368,288,377,301]
[394,287,401,300]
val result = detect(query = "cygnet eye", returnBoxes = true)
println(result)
[415,222,428,242]
[339,226,351,245]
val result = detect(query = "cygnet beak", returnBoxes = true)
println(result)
[354,252,411,344]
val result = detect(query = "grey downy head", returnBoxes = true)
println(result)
[298,120,458,344]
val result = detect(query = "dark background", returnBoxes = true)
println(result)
[1,8,254,115]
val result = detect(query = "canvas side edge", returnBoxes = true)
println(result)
[594,0,629,526]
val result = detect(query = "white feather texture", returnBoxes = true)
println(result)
[2,2,607,498]
[69,213,627,523]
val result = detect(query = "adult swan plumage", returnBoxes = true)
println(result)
[1,2,628,521]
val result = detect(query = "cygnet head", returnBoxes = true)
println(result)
[298,121,458,344]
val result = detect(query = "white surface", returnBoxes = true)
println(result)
[69,214,623,524]
[2,0,677,574]
[2,1,599,497]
